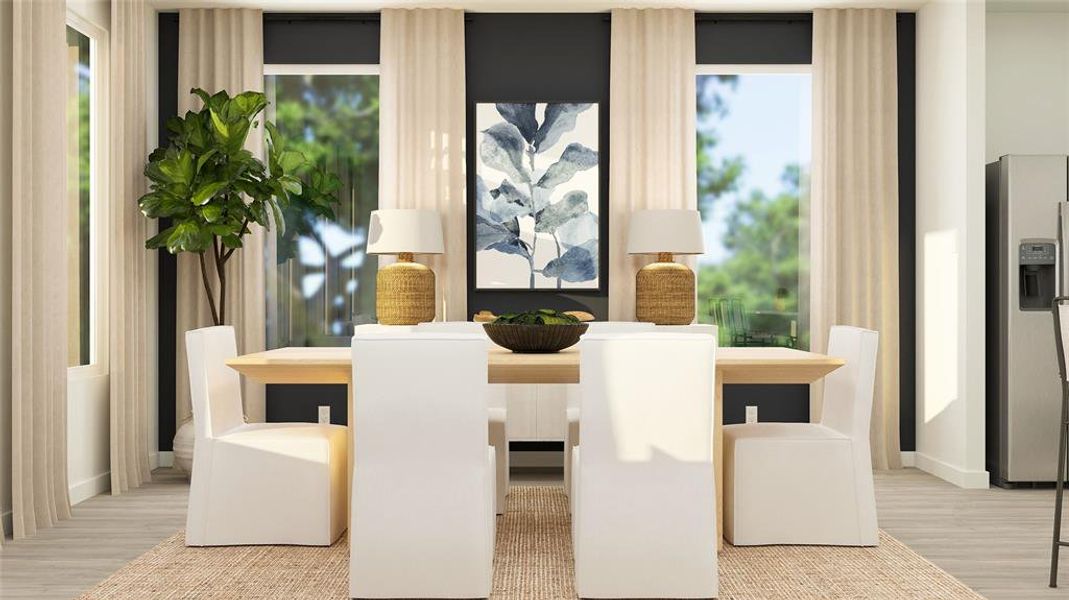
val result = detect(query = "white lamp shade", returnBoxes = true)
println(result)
[626,209,705,255]
[366,209,445,255]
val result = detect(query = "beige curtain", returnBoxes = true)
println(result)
[175,9,265,428]
[379,8,466,320]
[810,8,901,470]
[607,8,697,321]
[109,0,153,495]
[5,0,72,538]
[0,0,10,543]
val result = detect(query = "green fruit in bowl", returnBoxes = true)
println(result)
[492,309,581,325]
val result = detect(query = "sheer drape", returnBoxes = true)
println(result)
[4,0,72,538]
[809,8,901,470]
[109,0,153,495]
[175,8,265,428]
[378,8,467,320]
[607,8,698,321]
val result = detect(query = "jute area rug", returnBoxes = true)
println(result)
[78,485,985,600]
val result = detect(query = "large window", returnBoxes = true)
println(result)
[696,67,811,348]
[66,24,93,366]
[265,67,379,348]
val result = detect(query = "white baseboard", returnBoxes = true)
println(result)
[69,471,111,505]
[900,451,916,467]
[913,451,990,489]
[157,451,174,469]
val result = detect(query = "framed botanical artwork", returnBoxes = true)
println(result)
[474,102,600,290]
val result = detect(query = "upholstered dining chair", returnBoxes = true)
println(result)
[184,326,347,546]
[350,330,496,599]
[571,332,718,599]
[723,325,880,546]
[417,321,508,513]
[563,321,656,498]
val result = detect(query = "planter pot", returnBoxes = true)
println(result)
[173,420,195,475]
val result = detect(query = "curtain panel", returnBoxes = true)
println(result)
[175,8,266,428]
[607,8,698,321]
[378,8,467,321]
[809,8,902,470]
[109,0,153,495]
[3,0,72,539]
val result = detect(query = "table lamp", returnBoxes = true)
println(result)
[627,209,706,325]
[367,209,445,325]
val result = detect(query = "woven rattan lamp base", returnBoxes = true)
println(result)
[635,258,695,325]
[376,255,436,325]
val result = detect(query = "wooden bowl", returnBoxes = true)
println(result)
[482,323,589,353]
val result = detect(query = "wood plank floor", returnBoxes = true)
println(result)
[1,468,1066,599]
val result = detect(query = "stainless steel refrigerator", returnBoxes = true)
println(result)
[986,154,1068,487]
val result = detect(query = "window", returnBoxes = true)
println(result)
[264,67,379,348]
[66,24,93,366]
[696,67,811,348]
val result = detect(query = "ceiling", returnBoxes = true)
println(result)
[152,0,930,12]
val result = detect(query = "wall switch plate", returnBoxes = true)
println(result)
[745,405,758,424]
[318,405,331,424]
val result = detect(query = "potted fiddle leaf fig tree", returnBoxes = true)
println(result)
[140,88,341,474]
[139,88,341,326]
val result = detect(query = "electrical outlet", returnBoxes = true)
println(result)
[745,405,758,424]
[318,405,331,424]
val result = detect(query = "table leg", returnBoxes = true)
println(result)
[715,372,724,552]
[347,382,353,528]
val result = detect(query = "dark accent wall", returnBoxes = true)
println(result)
[465,14,611,319]
[158,12,179,451]
[156,11,918,450]
[897,14,917,451]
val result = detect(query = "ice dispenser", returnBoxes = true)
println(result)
[1018,240,1057,311]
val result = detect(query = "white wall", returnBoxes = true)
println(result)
[986,11,1069,161]
[67,373,111,504]
[914,0,989,489]
[66,0,114,507]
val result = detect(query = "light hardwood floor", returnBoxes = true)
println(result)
[1,468,1067,599]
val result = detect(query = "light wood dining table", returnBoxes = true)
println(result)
[227,344,844,550]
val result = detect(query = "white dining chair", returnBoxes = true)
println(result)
[564,321,656,498]
[184,326,347,547]
[417,321,508,513]
[350,330,496,599]
[723,325,880,546]
[571,332,718,599]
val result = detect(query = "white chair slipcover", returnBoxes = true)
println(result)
[184,326,347,546]
[571,331,718,599]
[723,325,880,546]
[417,321,508,513]
[350,330,496,599]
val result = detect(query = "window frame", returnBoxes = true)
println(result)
[696,64,811,76]
[694,64,812,349]
[65,10,110,378]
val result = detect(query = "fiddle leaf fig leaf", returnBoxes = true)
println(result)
[191,182,227,206]
[496,103,538,144]
[535,190,588,233]
[535,143,598,191]
[533,103,593,152]
[480,122,530,183]
[542,241,597,282]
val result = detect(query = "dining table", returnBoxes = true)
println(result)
[227,343,845,550]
